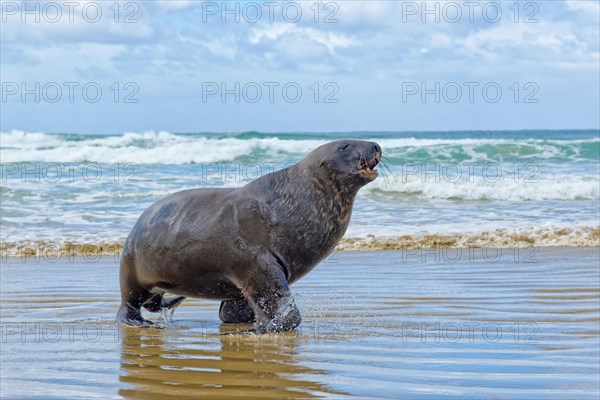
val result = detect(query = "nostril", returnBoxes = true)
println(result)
[372,143,381,154]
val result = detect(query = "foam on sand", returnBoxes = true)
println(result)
[336,226,600,251]
[2,226,598,257]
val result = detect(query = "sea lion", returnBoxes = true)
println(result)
[116,140,381,333]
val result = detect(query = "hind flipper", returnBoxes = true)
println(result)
[143,294,186,313]
[163,295,186,310]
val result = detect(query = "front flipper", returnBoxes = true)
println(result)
[219,299,255,324]
[242,256,301,333]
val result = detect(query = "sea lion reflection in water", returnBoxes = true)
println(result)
[118,326,349,398]
[116,140,381,333]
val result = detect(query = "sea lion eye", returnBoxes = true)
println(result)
[339,144,349,151]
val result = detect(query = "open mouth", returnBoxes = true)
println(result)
[357,154,380,177]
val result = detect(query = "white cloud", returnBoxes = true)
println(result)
[457,21,594,63]
[565,0,600,14]
[154,0,196,11]
[1,1,154,44]
[334,1,396,25]
[249,24,357,54]
[178,33,238,60]
[4,43,127,82]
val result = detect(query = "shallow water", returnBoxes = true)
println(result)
[1,248,599,399]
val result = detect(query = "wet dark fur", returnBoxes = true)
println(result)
[116,140,381,332]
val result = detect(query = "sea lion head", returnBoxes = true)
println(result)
[310,140,382,189]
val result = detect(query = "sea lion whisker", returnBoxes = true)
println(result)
[379,161,391,187]
[380,156,394,173]
[379,157,394,187]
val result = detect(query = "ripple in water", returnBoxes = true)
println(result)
[1,248,598,399]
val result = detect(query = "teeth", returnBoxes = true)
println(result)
[366,167,371,172]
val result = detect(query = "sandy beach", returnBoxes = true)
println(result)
[1,248,598,399]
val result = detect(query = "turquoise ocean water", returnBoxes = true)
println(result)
[1,129,598,247]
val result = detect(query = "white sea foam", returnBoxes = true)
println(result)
[2,130,597,164]
[1,130,321,163]
[364,174,600,201]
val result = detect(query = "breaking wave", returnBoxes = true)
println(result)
[2,129,598,164]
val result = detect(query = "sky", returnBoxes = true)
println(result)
[1,0,599,134]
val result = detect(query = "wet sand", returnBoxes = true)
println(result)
[1,248,599,399]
